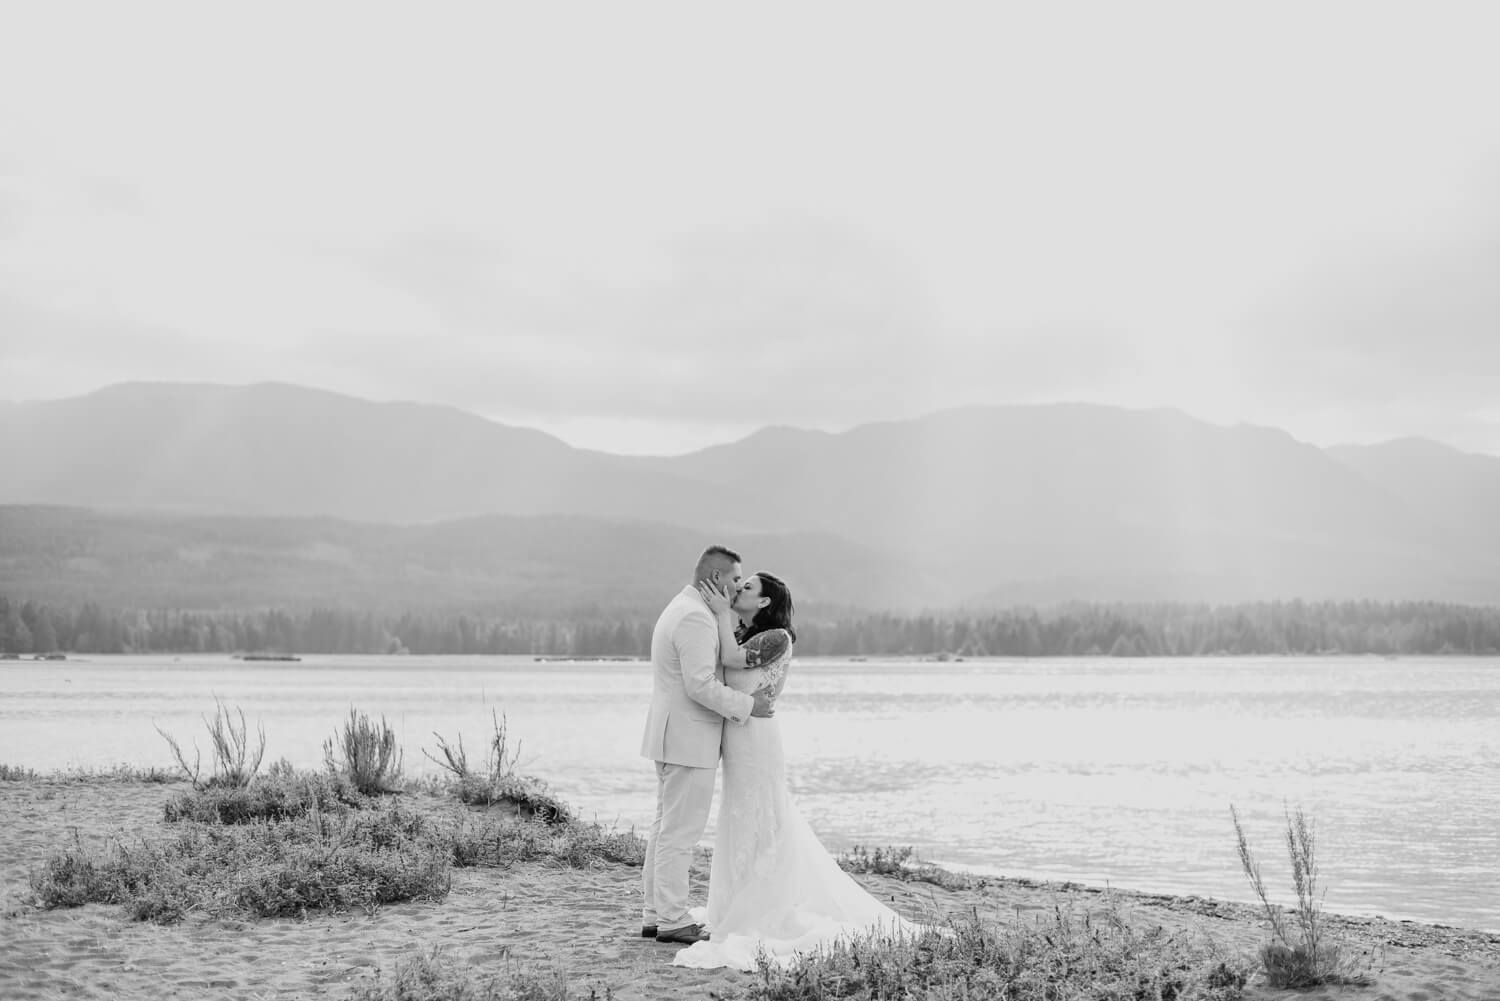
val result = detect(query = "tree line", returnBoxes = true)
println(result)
[4,594,1500,658]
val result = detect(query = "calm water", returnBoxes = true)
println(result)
[2,655,1495,932]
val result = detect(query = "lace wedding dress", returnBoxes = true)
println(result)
[672,629,918,972]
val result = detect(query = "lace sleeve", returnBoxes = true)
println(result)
[745,629,791,691]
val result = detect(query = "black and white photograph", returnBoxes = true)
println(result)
[2,3,1498,999]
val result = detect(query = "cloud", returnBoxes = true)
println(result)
[330,215,1160,430]
[3,4,1500,454]
[1226,183,1500,450]
[334,217,937,417]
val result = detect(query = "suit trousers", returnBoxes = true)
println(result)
[642,759,717,930]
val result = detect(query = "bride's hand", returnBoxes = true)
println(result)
[696,579,735,616]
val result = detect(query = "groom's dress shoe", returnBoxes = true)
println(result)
[640,925,657,938]
[655,923,709,944]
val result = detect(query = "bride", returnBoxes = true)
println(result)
[671,571,919,972]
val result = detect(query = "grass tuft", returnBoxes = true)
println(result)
[1231,803,1376,989]
[155,699,266,789]
[351,947,608,1001]
[3,764,180,784]
[837,844,987,891]
[101,763,179,784]
[423,709,522,781]
[427,712,571,824]
[325,707,404,795]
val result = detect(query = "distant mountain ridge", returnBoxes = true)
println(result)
[0,382,787,530]
[1327,438,1500,560]
[0,506,942,616]
[2,381,1498,606]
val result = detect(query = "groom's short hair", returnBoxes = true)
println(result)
[695,545,742,581]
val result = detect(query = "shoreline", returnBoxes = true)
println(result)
[9,766,1496,937]
[6,759,1493,937]
[914,856,1500,939]
[2,770,1499,1000]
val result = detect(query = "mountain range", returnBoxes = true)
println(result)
[2,381,1497,611]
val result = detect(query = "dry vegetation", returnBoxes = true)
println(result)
[155,698,266,789]
[325,707,405,795]
[31,703,645,930]
[351,947,609,1001]
[424,711,573,824]
[17,702,1403,999]
[1231,803,1376,989]
[742,903,1247,1001]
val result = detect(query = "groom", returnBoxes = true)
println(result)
[639,545,775,944]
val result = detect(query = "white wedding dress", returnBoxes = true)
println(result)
[672,629,918,972]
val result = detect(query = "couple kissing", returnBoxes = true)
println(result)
[639,545,915,971]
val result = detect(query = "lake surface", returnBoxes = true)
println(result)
[2,654,1495,932]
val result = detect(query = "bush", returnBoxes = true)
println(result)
[155,700,266,789]
[164,767,365,824]
[744,904,1247,1000]
[456,774,573,825]
[1231,804,1375,989]
[32,764,634,925]
[426,712,571,823]
[564,822,647,869]
[325,707,404,795]
[446,814,645,870]
[352,947,511,1001]
[31,801,451,922]
[837,845,986,891]
[27,841,112,908]
[0,763,37,781]
[424,710,522,782]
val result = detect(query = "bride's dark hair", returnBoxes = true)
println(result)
[737,571,797,645]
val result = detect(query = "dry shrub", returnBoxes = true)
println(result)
[155,699,266,789]
[325,707,404,795]
[1231,804,1376,989]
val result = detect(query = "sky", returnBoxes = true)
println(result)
[2,2,1498,456]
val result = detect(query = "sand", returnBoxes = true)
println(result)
[2,777,1497,1000]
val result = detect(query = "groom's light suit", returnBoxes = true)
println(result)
[640,585,755,932]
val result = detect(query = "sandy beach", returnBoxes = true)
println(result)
[2,775,1496,1001]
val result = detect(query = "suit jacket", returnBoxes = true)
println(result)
[639,586,755,768]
